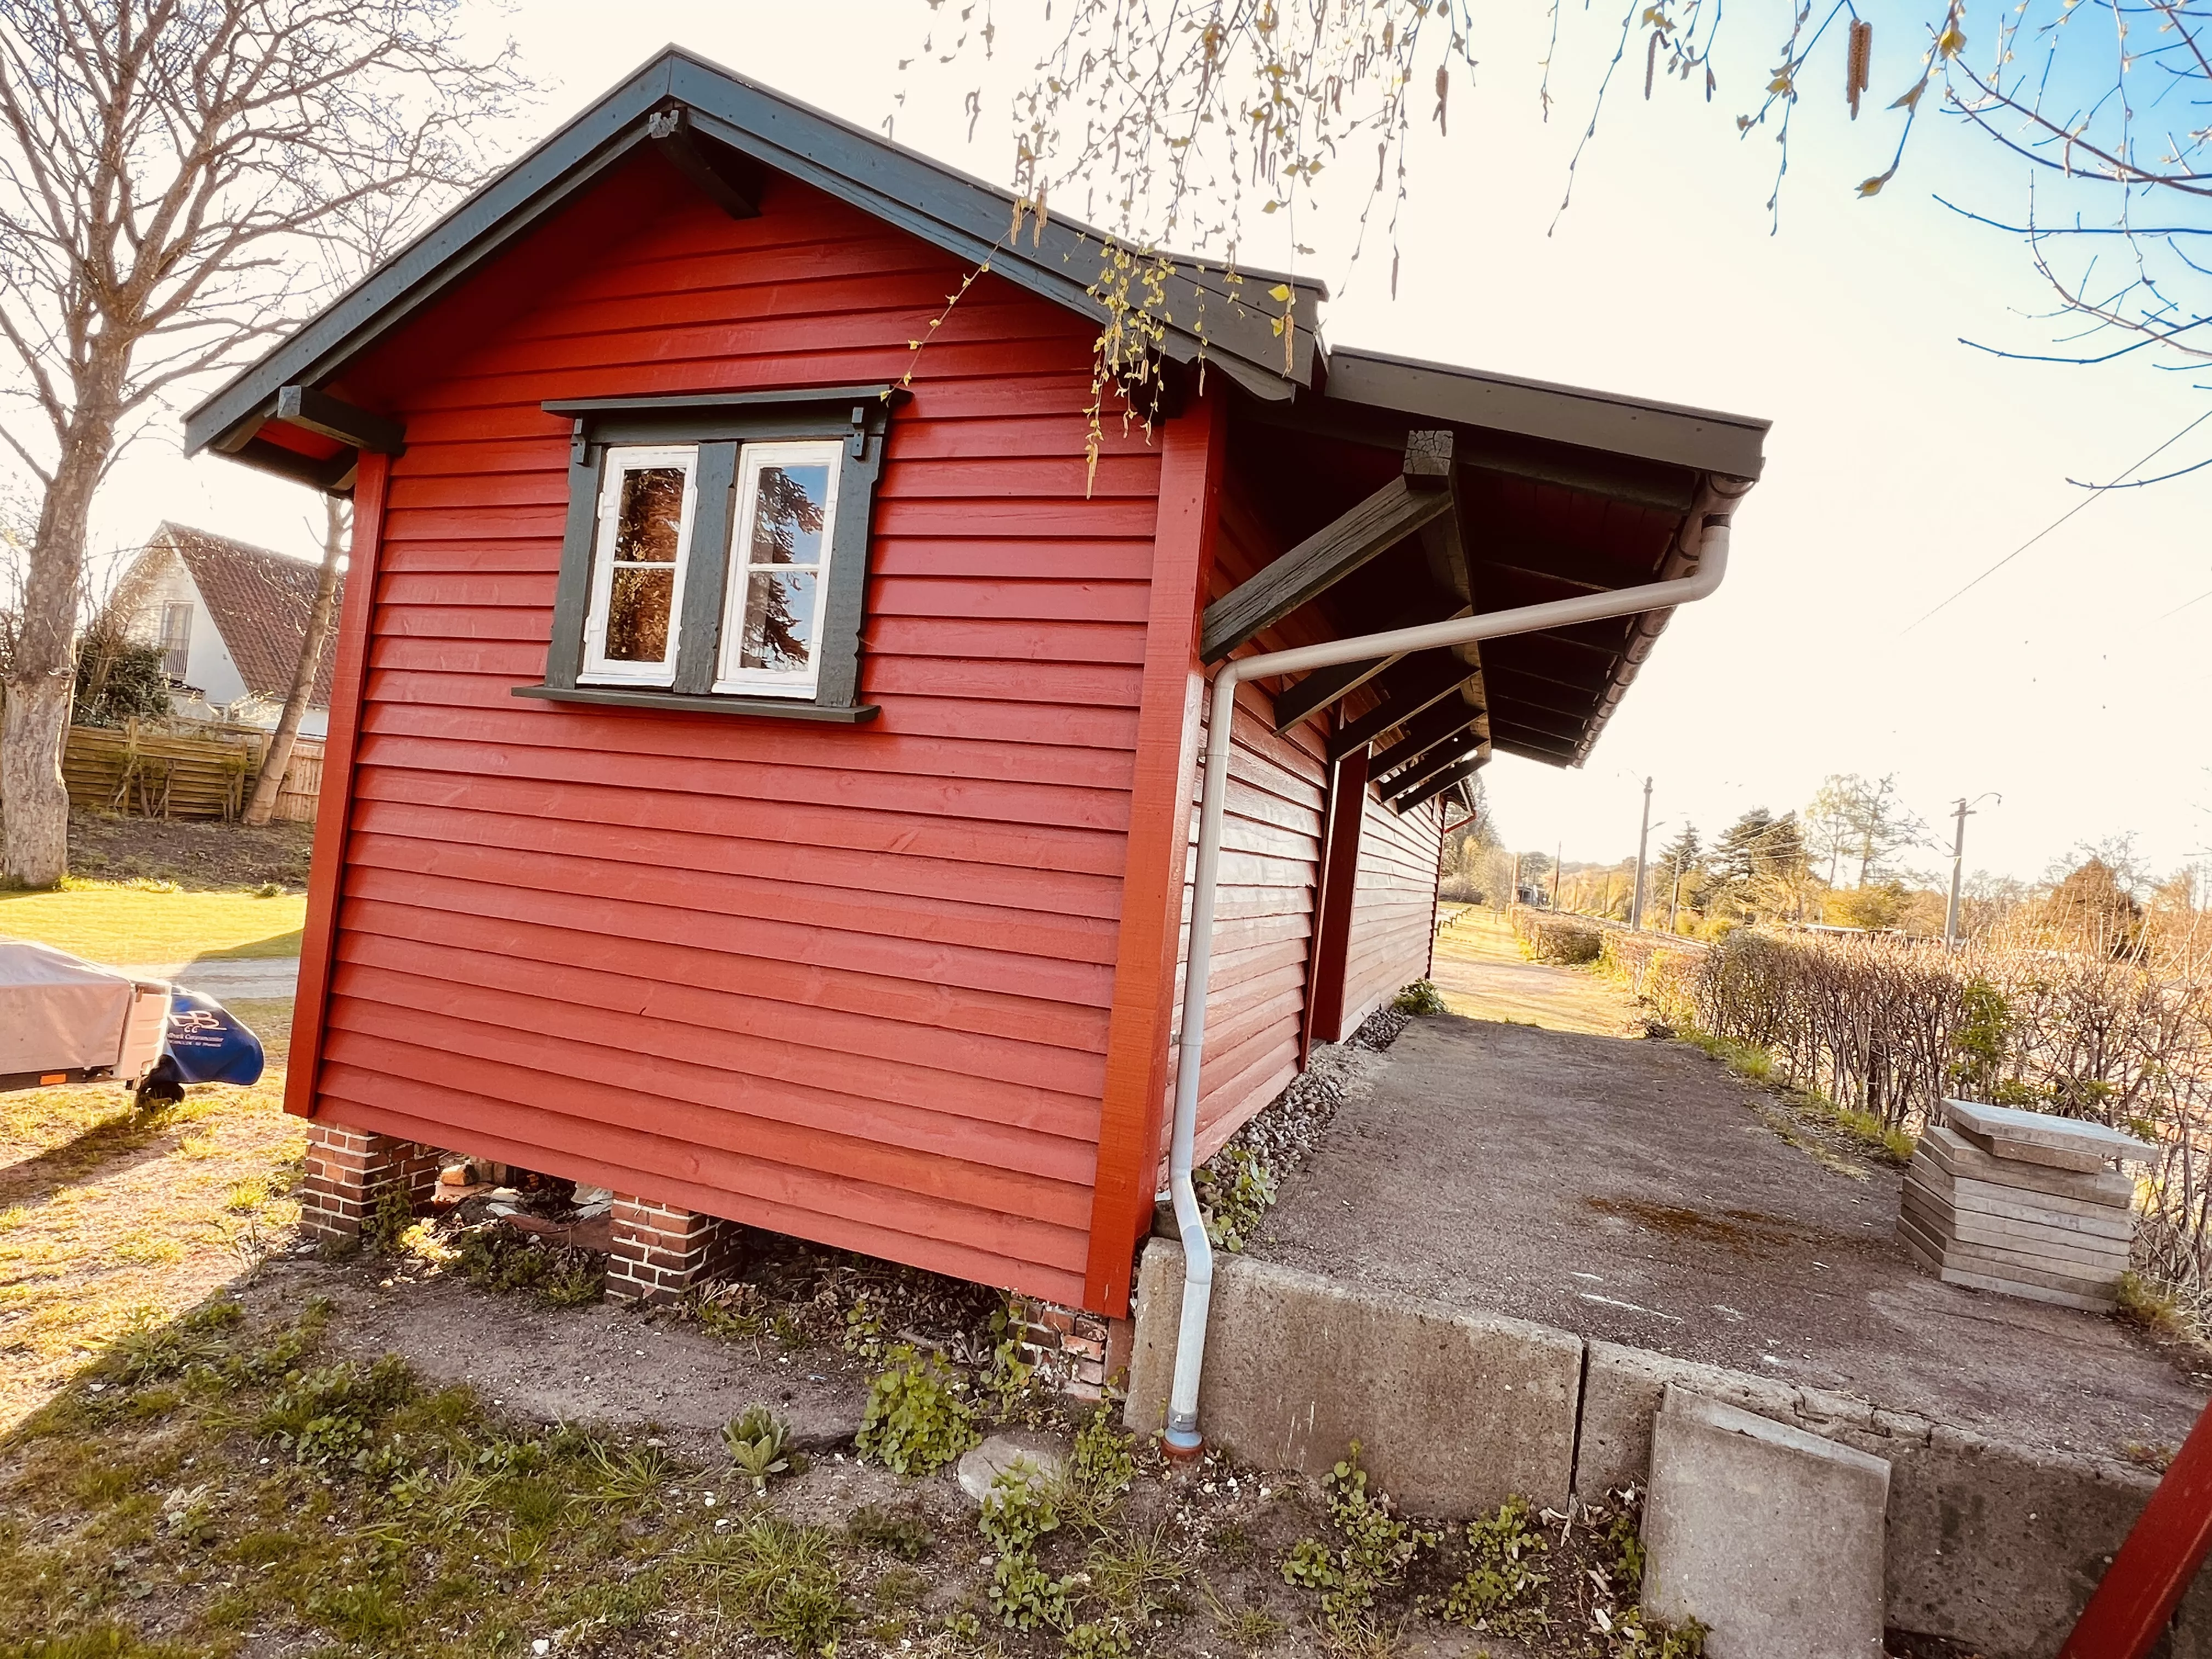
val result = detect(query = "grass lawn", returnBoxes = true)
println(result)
[0,885,305,964]
[0,999,302,1434]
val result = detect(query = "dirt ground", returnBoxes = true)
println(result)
[60,806,313,891]
[1254,969,2211,1464]
[1426,910,1644,1037]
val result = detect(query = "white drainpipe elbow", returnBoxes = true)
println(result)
[1159,509,1737,1457]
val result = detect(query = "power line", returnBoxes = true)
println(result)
[2159,582,2212,622]
[1901,408,2212,634]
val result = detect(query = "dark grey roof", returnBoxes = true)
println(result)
[184,46,1328,457]
[1324,348,1767,481]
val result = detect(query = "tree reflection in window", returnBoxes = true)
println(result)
[736,459,831,675]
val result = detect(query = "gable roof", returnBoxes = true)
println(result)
[153,523,344,707]
[183,45,1329,469]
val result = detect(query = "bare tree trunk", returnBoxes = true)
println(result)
[2,395,113,888]
[243,496,347,827]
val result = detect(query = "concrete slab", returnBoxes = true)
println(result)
[1643,1386,1889,1659]
[1251,1008,2209,1464]
[1125,1239,1581,1517]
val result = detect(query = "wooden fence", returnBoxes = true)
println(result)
[63,720,322,823]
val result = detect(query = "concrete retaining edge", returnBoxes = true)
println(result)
[1124,1237,2211,1657]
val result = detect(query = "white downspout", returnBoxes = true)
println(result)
[1159,510,1739,1456]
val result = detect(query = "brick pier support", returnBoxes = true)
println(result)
[1008,1294,1137,1401]
[300,1120,441,1243]
[605,1195,744,1305]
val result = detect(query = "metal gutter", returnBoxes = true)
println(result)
[1160,501,1743,1456]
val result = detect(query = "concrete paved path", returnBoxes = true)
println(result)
[118,957,300,999]
[1258,966,2210,1462]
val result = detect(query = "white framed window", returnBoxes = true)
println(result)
[581,444,698,686]
[714,439,843,697]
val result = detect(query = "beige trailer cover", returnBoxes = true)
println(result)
[0,937,163,1075]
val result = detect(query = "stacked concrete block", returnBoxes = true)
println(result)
[1897,1098,2151,1312]
[603,1194,744,1305]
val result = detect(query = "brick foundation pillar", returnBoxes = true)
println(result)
[605,1195,743,1305]
[1009,1294,1137,1402]
[300,1120,441,1243]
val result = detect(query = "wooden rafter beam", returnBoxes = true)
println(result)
[647,104,763,218]
[1327,651,1477,760]
[1200,430,1456,663]
[1269,597,1468,733]
[1383,737,1482,803]
[1395,754,1486,814]
[1369,695,1484,781]
[275,384,404,455]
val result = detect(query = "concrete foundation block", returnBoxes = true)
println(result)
[1125,1239,1581,1517]
[1643,1386,1890,1659]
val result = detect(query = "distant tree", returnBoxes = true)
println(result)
[2034,856,2146,956]
[1657,822,1703,928]
[1710,808,1814,923]
[1804,776,1859,888]
[1803,772,1927,888]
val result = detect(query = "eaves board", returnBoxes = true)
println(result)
[186,46,1324,454]
[1323,347,1768,481]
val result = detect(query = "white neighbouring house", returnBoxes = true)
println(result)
[117,523,343,738]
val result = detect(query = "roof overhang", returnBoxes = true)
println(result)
[1210,370,1764,794]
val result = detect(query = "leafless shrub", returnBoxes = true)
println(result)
[1601,907,2212,1295]
[1506,905,1605,965]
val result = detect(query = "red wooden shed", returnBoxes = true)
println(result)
[184,49,1767,1344]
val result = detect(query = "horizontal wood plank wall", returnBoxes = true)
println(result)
[1169,471,1328,1170]
[1339,792,1444,1032]
[314,159,1167,1308]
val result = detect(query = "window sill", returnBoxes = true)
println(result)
[512,684,879,723]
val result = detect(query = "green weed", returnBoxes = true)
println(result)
[1280,1442,1439,1637]
[857,1347,979,1476]
[1437,1493,1550,1635]
[980,1468,1078,1631]
[722,1405,792,1494]
[1393,978,1448,1015]
[1195,1146,1278,1253]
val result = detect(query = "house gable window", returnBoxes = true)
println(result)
[518,386,899,725]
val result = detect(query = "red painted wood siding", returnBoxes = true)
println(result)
[1171,471,1329,1167]
[306,155,1172,1309]
[1340,791,1443,1033]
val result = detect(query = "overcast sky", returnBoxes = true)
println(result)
[97,1,2212,884]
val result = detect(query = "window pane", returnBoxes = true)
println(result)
[605,567,675,662]
[748,463,831,566]
[616,467,687,563]
[741,571,817,672]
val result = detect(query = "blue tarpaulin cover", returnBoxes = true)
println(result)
[164,988,264,1086]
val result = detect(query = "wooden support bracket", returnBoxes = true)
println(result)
[275,385,404,456]
[1199,429,1458,663]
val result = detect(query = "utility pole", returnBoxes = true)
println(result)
[1552,840,1562,910]
[1944,794,2000,947]
[1510,851,1521,909]
[1629,776,1655,930]
[1669,849,1685,934]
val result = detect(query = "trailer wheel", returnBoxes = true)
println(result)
[136,1057,185,1109]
